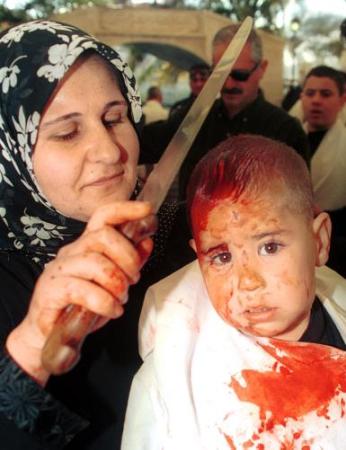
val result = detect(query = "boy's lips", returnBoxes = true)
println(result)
[243,306,276,321]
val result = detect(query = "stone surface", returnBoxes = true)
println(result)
[52,6,284,105]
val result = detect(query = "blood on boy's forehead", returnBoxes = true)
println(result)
[190,182,303,249]
[190,193,262,245]
[186,135,314,240]
[189,155,282,229]
[190,166,255,233]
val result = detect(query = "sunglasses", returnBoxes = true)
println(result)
[228,62,260,82]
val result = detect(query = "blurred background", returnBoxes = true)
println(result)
[1,0,346,106]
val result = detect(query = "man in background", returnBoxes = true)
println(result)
[142,86,168,124]
[169,63,210,117]
[301,65,346,276]
[290,70,346,127]
[141,24,309,200]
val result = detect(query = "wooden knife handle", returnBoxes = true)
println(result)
[41,214,157,375]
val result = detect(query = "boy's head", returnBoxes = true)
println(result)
[301,65,346,132]
[187,134,331,341]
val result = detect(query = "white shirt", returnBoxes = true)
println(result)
[122,261,346,450]
[142,100,168,124]
[309,119,346,211]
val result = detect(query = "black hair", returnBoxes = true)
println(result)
[304,65,345,95]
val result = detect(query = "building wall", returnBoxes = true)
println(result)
[52,6,285,105]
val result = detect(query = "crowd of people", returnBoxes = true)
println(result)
[0,16,345,450]
[140,24,309,199]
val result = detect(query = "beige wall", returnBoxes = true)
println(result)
[52,6,284,105]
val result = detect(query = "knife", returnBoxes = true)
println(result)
[41,16,253,375]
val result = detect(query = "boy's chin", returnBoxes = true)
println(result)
[216,310,297,340]
[226,320,288,340]
[241,326,303,342]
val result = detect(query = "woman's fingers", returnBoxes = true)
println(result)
[33,201,156,336]
[32,274,124,337]
[46,252,130,301]
[136,237,154,268]
[58,201,155,283]
[58,226,144,284]
[6,201,156,383]
[86,201,153,231]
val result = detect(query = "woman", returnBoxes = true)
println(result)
[0,20,180,449]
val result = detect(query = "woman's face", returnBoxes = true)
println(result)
[33,54,139,222]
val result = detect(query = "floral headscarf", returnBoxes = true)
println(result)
[0,20,143,265]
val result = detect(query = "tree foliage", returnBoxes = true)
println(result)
[2,0,291,32]
[0,5,27,27]
[23,0,112,18]
[1,0,113,24]
[192,0,289,32]
[2,0,344,90]
[293,13,345,70]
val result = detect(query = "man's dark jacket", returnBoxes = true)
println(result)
[141,95,309,199]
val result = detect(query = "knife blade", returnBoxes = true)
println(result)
[136,15,253,211]
[41,16,253,375]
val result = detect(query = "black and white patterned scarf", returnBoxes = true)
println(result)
[0,20,143,266]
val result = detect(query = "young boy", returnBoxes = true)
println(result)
[122,135,346,450]
[300,66,346,277]
[300,65,346,214]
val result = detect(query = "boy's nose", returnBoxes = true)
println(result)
[238,265,265,291]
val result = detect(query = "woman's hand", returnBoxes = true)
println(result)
[6,201,154,386]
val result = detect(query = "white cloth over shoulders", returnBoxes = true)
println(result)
[121,261,346,450]
[309,119,346,211]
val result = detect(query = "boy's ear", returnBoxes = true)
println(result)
[189,239,197,254]
[313,212,332,267]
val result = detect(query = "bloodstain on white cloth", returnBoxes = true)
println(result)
[227,340,346,449]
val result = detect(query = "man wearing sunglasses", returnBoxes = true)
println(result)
[140,24,309,202]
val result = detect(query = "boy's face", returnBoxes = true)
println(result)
[192,189,330,341]
[301,75,345,131]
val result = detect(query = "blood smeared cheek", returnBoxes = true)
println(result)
[274,260,315,308]
[224,301,252,331]
[202,267,230,320]
[204,271,248,329]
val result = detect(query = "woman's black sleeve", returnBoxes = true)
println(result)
[0,350,88,450]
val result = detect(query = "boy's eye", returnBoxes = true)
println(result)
[259,242,281,256]
[211,252,232,266]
